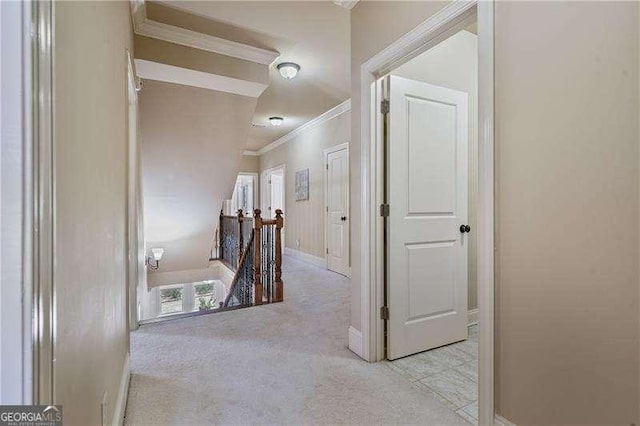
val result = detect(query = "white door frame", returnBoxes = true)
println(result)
[323,142,350,277]
[126,50,141,332]
[260,164,286,218]
[358,1,495,424]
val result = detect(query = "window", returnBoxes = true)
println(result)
[159,286,184,315]
[231,174,256,215]
[194,281,216,312]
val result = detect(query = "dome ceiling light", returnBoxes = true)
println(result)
[277,62,300,80]
[269,117,284,127]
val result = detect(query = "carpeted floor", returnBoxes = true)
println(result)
[124,256,468,425]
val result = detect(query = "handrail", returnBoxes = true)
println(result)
[220,208,284,308]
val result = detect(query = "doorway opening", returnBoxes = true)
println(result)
[261,164,285,219]
[324,143,350,277]
[382,24,479,422]
[359,1,494,424]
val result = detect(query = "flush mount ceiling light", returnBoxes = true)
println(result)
[269,117,284,127]
[277,62,300,80]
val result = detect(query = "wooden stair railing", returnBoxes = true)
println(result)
[221,208,284,308]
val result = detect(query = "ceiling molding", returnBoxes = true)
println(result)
[129,0,280,66]
[243,150,261,156]
[332,0,360,10]
[135,59,268,98]
[250,99,351,157]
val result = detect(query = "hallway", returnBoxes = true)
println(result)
[124,256,467,425]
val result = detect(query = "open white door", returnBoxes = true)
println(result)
[387,75,469,360]
[325,145,350,276]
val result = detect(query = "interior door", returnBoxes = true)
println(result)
[269,172,284,219]
[326,147,350,276]
[387,75,469,360]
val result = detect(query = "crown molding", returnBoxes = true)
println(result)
[243,150,260,156]
[248,99,351,157]
[333,0,360,10]
[135,59,268,98]
[129,0,280,66]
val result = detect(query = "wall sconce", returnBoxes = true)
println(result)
[146,248,164,270]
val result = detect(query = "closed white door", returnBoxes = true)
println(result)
[387,76,469,360]
[326,147,349,276]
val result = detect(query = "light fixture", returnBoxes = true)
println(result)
[146,248,164,270]
[269,117,284,127]
[277,62,300,80]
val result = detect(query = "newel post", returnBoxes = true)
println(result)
[253,209,263,305]
[237,209,244,269]
[274,209,284,302]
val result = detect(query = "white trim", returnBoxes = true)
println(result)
[333,0,359,10]
[495,414,517,426]
[112,353,131,426]
[284,247,327,269]
[468,308,479,326]
[358,0,495,424]
[243,150,260,156]
[348,326,364,358]
[134,59,268,98]
[130,1,279,65]
[323,143,351,278]
[255,99,351,156]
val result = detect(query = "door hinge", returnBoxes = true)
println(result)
[326,206,328,212]
[381,99,390,115]
[380,306,389,320]
[380,203,390,217]
[326,163,329,170]
[326,248,329,254]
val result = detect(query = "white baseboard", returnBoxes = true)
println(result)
[284,247,327,269]
[348,326,364,359]
[468,308,479,326]
[112,352,131,426]
[495,414,517,426]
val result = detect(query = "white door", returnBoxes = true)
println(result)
[260,167,284,219]
[270,172,284,219]
[387,75,469,360]
[326,146,350,276]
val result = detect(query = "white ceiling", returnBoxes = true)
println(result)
[160,1,351,150]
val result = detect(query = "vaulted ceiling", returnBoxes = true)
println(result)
[156,1,351,150]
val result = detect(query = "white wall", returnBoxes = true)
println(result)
[392,30,478,310]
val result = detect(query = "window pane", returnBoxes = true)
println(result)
[194,281,216,311]
[160,287,184,314]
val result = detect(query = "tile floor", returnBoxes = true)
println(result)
[386,324,479,424]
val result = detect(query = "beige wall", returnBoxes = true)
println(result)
[260,111,350,259]
[352,1,640,424]
[392,29,478,311]
[239,154,260,173]
[494,2,639,424]
[54,2,133,424]
[140,80,257,275]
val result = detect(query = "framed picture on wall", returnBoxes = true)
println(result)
[295,168,309,201]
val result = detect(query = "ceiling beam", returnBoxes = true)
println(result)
[129,0,280,66]
[135,59,269,98]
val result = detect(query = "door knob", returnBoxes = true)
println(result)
[460,224,471,233]
[341,216,347,221]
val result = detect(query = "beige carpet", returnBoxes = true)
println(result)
[124,256,468,425]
